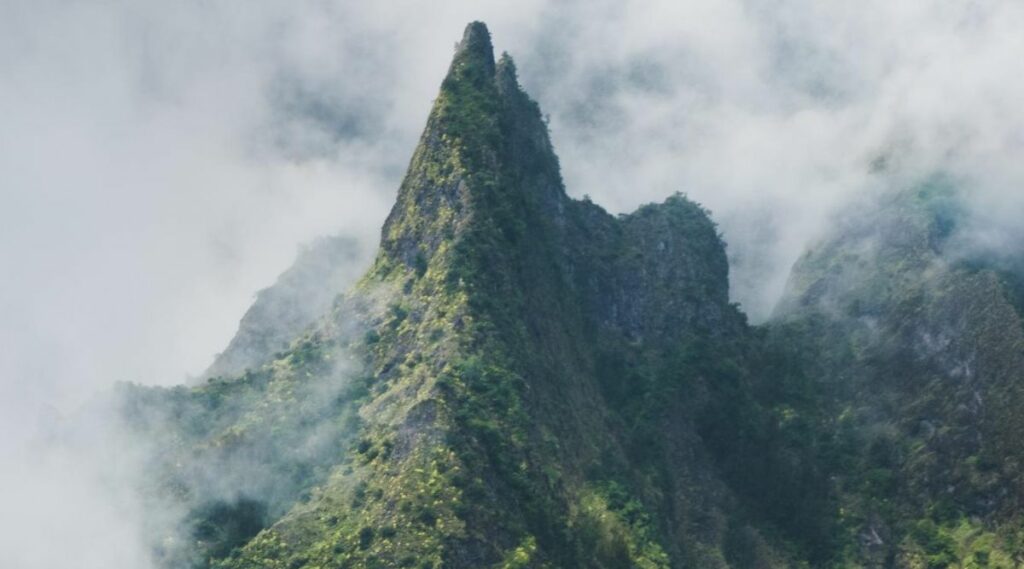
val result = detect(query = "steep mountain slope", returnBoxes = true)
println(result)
[116,23,1024,569]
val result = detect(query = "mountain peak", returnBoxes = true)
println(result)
[451,21,495,79]
[378,21,556,278]
[495,52,519,95]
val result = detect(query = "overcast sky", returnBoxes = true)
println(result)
[4,0,1024,425]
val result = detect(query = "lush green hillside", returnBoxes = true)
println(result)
[770,180,1024,567]
[118,23,1024,569]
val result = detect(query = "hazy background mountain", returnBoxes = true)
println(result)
[204,235,364,379]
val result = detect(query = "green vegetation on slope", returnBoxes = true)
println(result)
[770,178,1024,567]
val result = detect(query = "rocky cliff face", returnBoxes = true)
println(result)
[118,23,1024,569]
